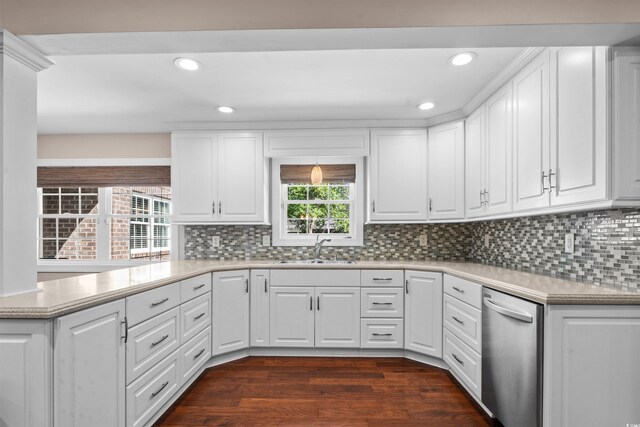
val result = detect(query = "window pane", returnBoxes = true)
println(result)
[42,187,59,194]
[331,203,350,219]
[39,239,58,259]
[41,218,57,238]
[286,219,309,234]
[287,186,308,201]
[308,218,328,233]
[80,193,99,214]
[287,203,308,219]
[60,187,78,194]
[330,219,350,233]
[81,187,98,194]
[307,204,328,218]
[330,185,350,200]
[308,186,328,201]
[60,195,80,214]
[42,195,59,214]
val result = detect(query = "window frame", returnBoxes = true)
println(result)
[271,157,364,247]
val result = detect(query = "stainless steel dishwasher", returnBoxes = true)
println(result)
[482,288,543,427]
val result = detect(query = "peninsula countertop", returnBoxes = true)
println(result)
[1,260,639,319]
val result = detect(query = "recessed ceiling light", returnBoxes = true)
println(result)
[174,57,201,71]
[449,52,476,66]
[217,106,235,114]
[417,102,435,111]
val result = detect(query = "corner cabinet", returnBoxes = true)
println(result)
[212,270,250,355]
[404,271,443,358]
[369,129,428,222]
[171,132,267,223]
[427,121,465,220]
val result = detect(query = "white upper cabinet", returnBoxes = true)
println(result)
[465,109,486,218]
[549,47,608,206]
[513,50,551,212]
[172,132,266,223]
[369,129,428,222]
[427,121,465,220]
[485,83,514,216]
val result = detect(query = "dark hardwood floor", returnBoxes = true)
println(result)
[156,357,490,426]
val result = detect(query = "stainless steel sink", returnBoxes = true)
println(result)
[275,259,357,265]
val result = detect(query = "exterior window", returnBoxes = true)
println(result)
[284,184,353,235]
[38,186,171,263]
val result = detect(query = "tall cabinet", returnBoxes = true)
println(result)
[171,132,266,223]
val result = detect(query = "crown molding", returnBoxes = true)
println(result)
[424,109,467,127]
[0,29,54,72]
[167,119,430,131]
[462,47,545,116]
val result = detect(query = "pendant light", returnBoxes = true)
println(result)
[310,164,323,185]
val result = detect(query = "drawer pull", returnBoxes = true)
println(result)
[193,284,206,290]
[372,278,393,281]
[193,348,206,359]
[452,353,464,365]
[452,316,464,325]
[151,381,169,398]
[372,333,393,337]
[372,302,393,305]
[194,312,206,321]
[151,298,169,307]
[151,334,169,347]
[452,286,465,294]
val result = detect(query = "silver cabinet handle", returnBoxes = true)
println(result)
[480,190,484,206]
[482,189,488,204]
[264,277,268,293]
[151,334,169,347]
[372,333,393,337]
[372,277,393,281]
[245,278,249,293]
[194,312,206,321]
[212,201,216,214]
[548,168,556,190]
[542,170,550,192]
[151,381,169,398]
[151,298,169,307]
[310,296,313,310]
[193,348,205,359]
[429,198,433,212]
[372,302,393,305]
[451,286,465,294]
[452,315,464,324]
[219,201,222,214]
[317,296,320,311]
[405,279,409,294]
[121,317,128,343]
[194,283,206,290]
[483,297,534,323]
[372,200,376,212]
[452,353,464,365]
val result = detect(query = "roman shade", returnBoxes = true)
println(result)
[37,166,171,187]
[280,164,356,184]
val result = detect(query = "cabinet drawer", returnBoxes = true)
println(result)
[360,319,403,348]
[270,269,360,287]
[361,288,404,317]
[181,326,211,384]
[360,270,404,287]
[127,307,180,384]
[443,295,482,353]
[127,282,181,326]
[180,293,211,343]
[180,273,212,303]
[443,329,481,399]
[444,275,482,309]
[126,349,180,427]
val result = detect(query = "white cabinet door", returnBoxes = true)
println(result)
[171,133,217,222]
[250,269,270,347]
[485,83,513,216]
[54,299,126,427]
[218,132,265,222]
[404,270,442,358]
[369,129,428,222]
[269,286,315,347]
[212,270,250,355]
[465,108,487,218]
[315,287,361,348]
[0,320,52,427]
[550,47,608,206]
[427,121,465,220]
[513,50,551,212]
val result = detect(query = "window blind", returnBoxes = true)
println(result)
[37,166,171,187]
[280,164,356,184]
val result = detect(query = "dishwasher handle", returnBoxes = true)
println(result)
[483,297,533,323]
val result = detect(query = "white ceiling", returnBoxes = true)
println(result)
[37,47,524,133]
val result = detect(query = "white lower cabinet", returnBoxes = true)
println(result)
[0,320,51,427]
[315,287,361,348]
[126,349,181,427]
[180,326,211,384]
[54,300,126,427]
[269,286,315,347]
[250,269,270,347]
[212,270,250,355]
[361,319,403,348]
[443,329,481,398]
[404,271,443,358]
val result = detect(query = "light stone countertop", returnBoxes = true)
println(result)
[1,260,639,319]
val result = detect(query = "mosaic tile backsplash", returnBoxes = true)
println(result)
[183,208,640,290]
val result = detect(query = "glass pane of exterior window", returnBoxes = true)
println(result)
[331,204,350,219]
[80,193,99,214]
[60,195,80,214]
[287,186,308,200]
[308,204,328,218]
[287,219,309,234]
[42,195,60,214]
[331,219,350,233]
[330,185,350,200]
[308,186,328,201]
[287,203,308,219]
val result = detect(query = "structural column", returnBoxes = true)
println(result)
[0,29,53,296]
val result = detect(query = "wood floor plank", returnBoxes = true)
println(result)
[155,357,491,427]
